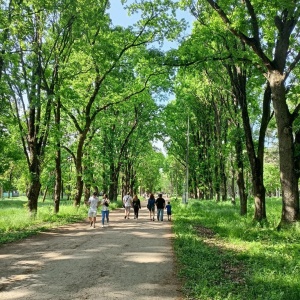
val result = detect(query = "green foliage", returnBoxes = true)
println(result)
[172,198,300,299]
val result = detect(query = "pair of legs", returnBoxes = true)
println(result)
[157,208,164,221]
[134,207,139,219]
[124,207,131,219]
[167,213,172,221]
[88,211,97,228]
[149,207,155,221]
[101,210,109,226]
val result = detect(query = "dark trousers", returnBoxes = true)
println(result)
[134,207,139,218]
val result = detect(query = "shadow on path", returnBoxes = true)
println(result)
[0,201,182,300]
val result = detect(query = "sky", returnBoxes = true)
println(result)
[108,0,195,50]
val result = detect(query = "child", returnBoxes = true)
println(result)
[165,201,172,221]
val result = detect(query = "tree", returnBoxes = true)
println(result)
[199,0,300,226]
[5,0,78,213]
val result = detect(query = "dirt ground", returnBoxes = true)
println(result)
[0,201,182,300]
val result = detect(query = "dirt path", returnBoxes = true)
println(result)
[0,202,182,300]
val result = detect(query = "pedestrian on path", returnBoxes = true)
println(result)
[123,191,132,219]
[155,193,166,221]
[101,193,110,227]
[166,201,172,221]
[147,193,156,221]
[87,192,100,228]
[132,194,141,219]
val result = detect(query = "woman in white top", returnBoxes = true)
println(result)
[101,194,110,228]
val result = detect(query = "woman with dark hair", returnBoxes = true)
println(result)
[132,194,141,219]
[147,193,156,221]
[101,194,110,228]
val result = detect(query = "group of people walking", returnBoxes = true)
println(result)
[86,192,172,228]
[123,192,172,222]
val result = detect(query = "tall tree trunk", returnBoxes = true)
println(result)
[227,64,268,221]
[220,159,227,201]
[73,134,85,207]
[234,127,247,214]
[270,71,299,225]
[54,98,61,214]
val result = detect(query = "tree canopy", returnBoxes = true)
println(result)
[1,0,299,227]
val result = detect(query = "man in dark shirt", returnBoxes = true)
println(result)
[155,193,166,221]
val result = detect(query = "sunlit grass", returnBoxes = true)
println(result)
[0,196,122,244]
[171,198,300,300]
[0,197,88,244]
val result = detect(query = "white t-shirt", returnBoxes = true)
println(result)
[123,195,132,207]
[101,198,110,211]
[88,196,99,212]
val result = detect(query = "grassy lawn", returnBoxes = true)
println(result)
[172,198,300,300]
[0,196,122,245]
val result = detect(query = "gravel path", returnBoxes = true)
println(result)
[0,202,182,300]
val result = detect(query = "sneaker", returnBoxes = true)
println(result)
[102,225,104,228]
[124,216,127,219]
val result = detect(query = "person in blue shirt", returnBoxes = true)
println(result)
[147,193,156,221]
[166,201,172,221]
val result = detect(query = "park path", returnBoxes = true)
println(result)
[0,201,182,300]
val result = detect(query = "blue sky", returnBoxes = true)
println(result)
[108,1,195,50]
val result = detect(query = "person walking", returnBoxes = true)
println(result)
[101,194,110,228]
[147,193,156,221]
[132,194,141,219]
[87,192,100,228]
[166,201,172,221]
[155,193,166,221]
[123,192,132,219]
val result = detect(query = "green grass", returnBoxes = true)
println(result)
[0,196,123,244]
[171,198,300,300]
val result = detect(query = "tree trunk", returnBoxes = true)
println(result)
[84,184,91,204]
[74,173,84,207]
[227,64,267,221]
[54,98,61,214]
[220,160,227,201]
[27,174,41,215]
[42,186,48,203]
[235,128,247,215]
[109,163,119,201]
[73,132,87,207]
[270,71,300,225]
